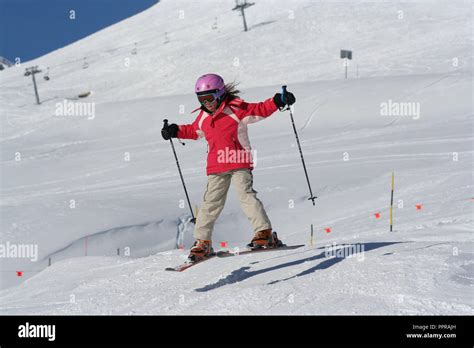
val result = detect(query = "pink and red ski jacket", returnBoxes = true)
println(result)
[178,97,278,175]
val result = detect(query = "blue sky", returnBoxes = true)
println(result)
[0,0,159,63]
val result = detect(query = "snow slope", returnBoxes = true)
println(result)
[0,0,472,314]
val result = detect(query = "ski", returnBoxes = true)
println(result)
[165,256,214,272]
[165,251,230,272]
[165,231,304,270]
[216,244,305,258]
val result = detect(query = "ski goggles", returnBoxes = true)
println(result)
[196,89,224,105]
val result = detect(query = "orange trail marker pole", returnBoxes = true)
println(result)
[390,172,394,232]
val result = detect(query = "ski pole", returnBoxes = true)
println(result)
[390,172,394,232]
[282,85,317,206]
[163,119,196,223]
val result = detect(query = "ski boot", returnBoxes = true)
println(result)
[247,229,284,250]
[188,239,214,263]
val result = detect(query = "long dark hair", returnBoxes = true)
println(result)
[223,81,240,102]
[200,81,241,113]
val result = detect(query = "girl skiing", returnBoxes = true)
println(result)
[161,73,295,262]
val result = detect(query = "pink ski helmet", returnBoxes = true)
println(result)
[195,73,225,102]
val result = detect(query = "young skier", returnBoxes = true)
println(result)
[161,73,295,262]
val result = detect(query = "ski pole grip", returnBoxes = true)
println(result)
[163,119,169,126]
[281,85,287,105]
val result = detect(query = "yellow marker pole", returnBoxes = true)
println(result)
[390,172,394,232]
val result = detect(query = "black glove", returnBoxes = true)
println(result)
[273,90,296,109]
[161,123,179,140]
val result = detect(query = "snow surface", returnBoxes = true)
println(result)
[0,0,472,315]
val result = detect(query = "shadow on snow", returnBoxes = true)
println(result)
[195,242,402,292]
